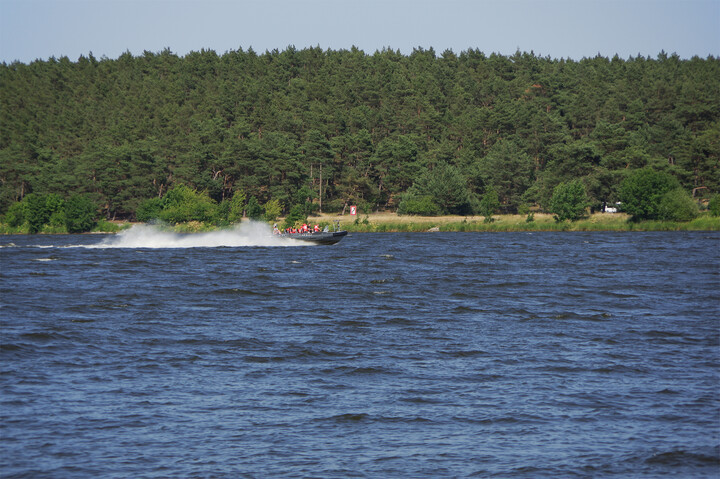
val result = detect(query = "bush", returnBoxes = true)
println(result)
[45,194,66,226]
[397,194,441,216]
[4,201,25,227]
[65,194,98,233]
[283,204,307,229]
[94,219,122,233]
[263,199,282,222]
[657,188,699,222]
[709,194,720,217]
[403,162,473,215]
[136,197,163,222]
[550,180,589,222]
[227,190,246,223]
[619,168,680,220]
[158,185,218,224]
[24,194,50,233]
[478,188,500,223]
[246,196,263,220]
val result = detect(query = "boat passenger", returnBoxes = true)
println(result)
[314,224,320,232]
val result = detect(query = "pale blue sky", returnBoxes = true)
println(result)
[1,0,718,64]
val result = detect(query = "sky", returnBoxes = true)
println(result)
[1,0,718,64]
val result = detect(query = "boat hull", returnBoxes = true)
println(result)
[278,230,348,245]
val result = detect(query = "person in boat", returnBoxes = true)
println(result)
[301,223,308,233]
[273,224,280,235]
[314,224,320,233]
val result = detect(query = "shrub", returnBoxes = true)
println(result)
[709,194,720,217]
[263,199,282,222]
[619,168,680,220]
[45,194,66,226]
[94,219,122,233]
[158,185,218,224]
[24,194,50,233]
[478,188,500,223]
[4,201,25,227]
[657,188,699,222]
[283,204,307,229]
[550,180,589,222]
[136,197,163,222]
[402,162,473,215]
[397,194,441,216]
[246,196,263,220]
[65,194,98,233]
[228,190,246,223]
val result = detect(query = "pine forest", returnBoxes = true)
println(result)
[1,47,718,222]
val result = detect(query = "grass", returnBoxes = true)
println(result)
[2,213,718,234]
[313,212,720,233]
[0,219,131,234]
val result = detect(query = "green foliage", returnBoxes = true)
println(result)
[24,194,50,233]
[402,162,473,215]
[136,197,164,222]
[397,194,441,216]
[158,185,218,224]
[1,193,95,233]
[263,199,282,222]
[228,190,247,223]
[657,188,699,222]
[282,204,307,229]
[619,168,681,220]
[45,194,66,226]
[64,194,98,233]
[550,180,589,222]
[479,188,500,223]
[4,201,25,227]
[0,49,718,221]
[246,196,263,220]
[478,140,534,211]
[291,186,318,216]
[93,219,122,233]
[708,195,720,217]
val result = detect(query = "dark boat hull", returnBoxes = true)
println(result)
[278,230,348,245]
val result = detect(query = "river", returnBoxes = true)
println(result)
[1,226,718,478]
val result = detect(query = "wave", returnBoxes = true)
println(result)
[84,222,306,249]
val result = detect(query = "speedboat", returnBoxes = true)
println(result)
[275,220,347,245]
[278,230,347,245]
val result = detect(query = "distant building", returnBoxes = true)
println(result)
[602,202,621,213]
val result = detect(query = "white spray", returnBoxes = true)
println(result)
[90,222,306,249]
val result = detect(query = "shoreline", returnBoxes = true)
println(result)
[322,212,720,233]
[1,212,718,234]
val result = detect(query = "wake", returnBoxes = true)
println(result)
[88,222,305,248]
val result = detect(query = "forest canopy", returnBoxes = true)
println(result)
[1,47,718,220]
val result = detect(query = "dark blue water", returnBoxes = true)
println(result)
[1,228,719,478]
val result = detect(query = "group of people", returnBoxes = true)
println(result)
[273,223,321,235]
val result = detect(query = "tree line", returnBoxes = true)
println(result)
[1,47,718,226]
